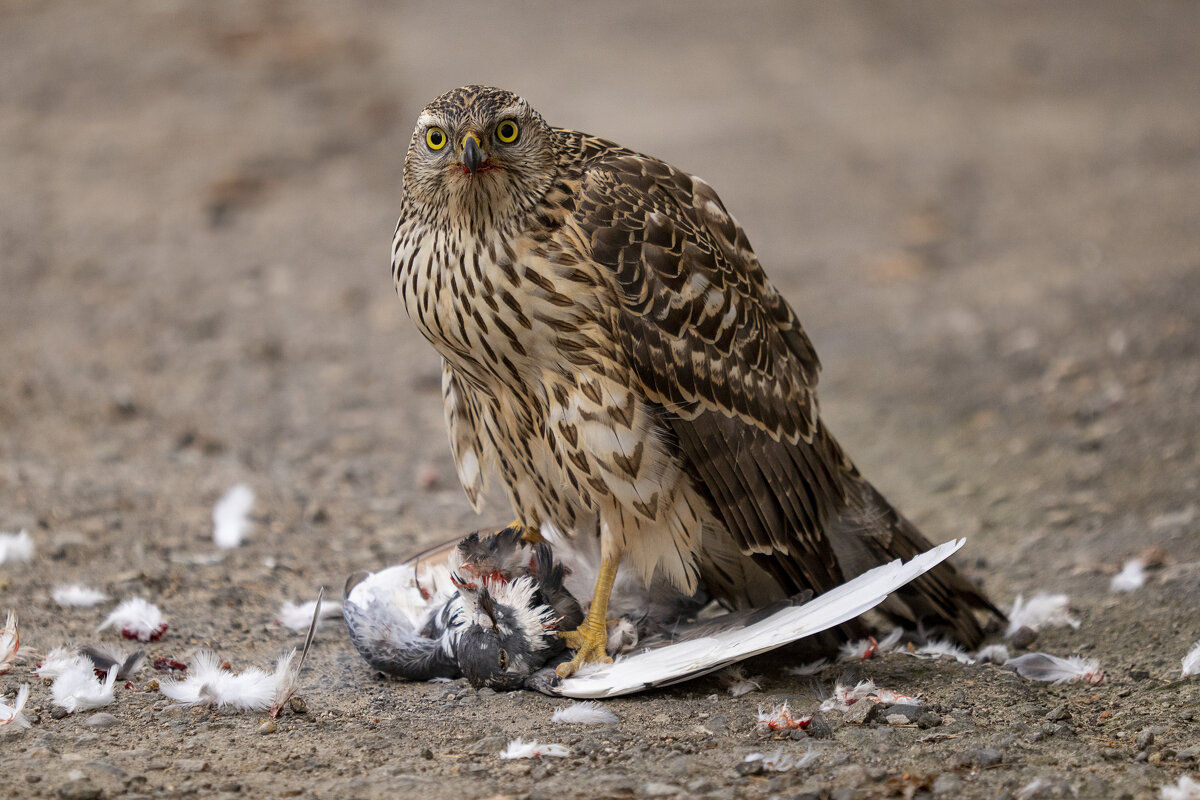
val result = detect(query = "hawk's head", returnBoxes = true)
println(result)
[404,86,556,227]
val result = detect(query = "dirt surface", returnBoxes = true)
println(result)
[2,2,1199,798]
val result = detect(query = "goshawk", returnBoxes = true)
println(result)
[391,86,998,677]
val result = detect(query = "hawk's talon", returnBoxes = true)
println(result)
[555,622,612,677]
[500,520,544,545]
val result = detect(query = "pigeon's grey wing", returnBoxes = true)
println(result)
[342,571,461,680]
[556,539,966,698]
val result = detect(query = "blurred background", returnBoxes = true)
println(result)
[2,3,1199,797]
[2,0,1198,614]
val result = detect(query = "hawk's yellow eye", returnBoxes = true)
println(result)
[496,120,519,144]
[425,127,447,150]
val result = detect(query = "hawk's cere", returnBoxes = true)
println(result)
[391,85,999,676]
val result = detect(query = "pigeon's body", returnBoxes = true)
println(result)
[392,86,999,673]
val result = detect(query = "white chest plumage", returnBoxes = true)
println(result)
[393,215,706,593]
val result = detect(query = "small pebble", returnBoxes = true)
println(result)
[1045,705,1071,722]
[258,718,277,734]
[288,696,307,714]
[51,707,69,720]
[1009,626,1038,649]
[55,781,102,800]
[641,782,680,797]
[1135,728,1154,750]
[83,713,119,730]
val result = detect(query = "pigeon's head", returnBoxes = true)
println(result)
[404,86,556,227]
[454,576,562,690]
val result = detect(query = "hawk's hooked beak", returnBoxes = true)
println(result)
[462,133,486,175]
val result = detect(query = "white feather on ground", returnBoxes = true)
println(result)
[819,680,919,713]
[1109,559,1146,592]
[1006,593,1080,637]
[98,597,168,642]
[551,701,619,725]
[718,665,761,697]
[557,539,965,698]
[1160,776,1200,800]
[159,650,275,711]
[1182,640,1200,678]
[838,627,903,661]
[0,530,34,564]
[911,639,975,664]
[277,599,342,630]
[81,643,146,681]
[53,585,109,607]
[35,647,93,680]
[756,701,812,731]
[213,484,254,549]
[498,738,570,759]
[0,683,31,728]
[786,658,830,677]
[1006,652,1104,685]
[50,659,118,712]
[270,588,323,717]
[0,611,17,674]
[744,746,817,772]
[975,643,1011,664]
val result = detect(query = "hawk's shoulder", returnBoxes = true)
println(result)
[554,128,822,446]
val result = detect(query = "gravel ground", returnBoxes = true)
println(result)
[2,2,1199,799]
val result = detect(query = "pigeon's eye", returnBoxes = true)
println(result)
[425,127,447,150]
[497,649,509,670]
[495,120,519,144]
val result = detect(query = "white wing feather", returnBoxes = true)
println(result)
[556,539,965,698]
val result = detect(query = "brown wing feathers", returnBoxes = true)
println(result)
[573,147,997,643]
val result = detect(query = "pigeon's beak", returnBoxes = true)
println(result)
[461,133,486,175]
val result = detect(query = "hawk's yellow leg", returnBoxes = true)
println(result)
[556,551,620,677]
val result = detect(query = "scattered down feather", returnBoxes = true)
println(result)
[1006,593,1079,638]
[838,627,903,661]
[0,611,17,674]
[36,647,93,680]
[53,585,109,607]
[99,597,168,642]
[744,746,817,772]
[51,659,118,712]
[0,684,31,728]
[1109,559,1146,593]
[0,530,34,564]
[756,701,811,731]
[1160,776,1200,800]
[1006,652,1104,685]
[551,701,619,725]
[974,644,1011,664]
[911,639,974,664]
[1182,640,1200,678]
[277,599,342,631]
[785,658,830,677]
[159,650,274,711]
[81,644,146,681]
[718,665,761,697]
[270,587,324,717]
[819,680,919,713]
[213,484,254,549]
[498,738,570,759]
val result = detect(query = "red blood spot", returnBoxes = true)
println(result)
[153,657,188,673]
[861,636,879,659]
